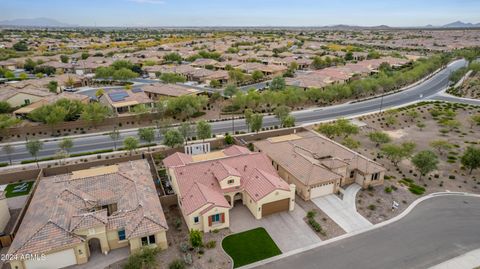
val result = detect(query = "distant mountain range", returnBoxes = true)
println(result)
[0,18,478,29]
[0,17,77,27]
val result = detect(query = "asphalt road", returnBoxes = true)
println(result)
[0,59,469,163]
[254,195,480,269]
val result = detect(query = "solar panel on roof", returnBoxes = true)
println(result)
[131,88,143,93]
[108,92,129,102]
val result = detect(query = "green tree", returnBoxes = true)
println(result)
[429,140,453,156]
[160,73,186,83]
[0,115,21,129]
[196,120,212,141]
[0,101,11,113]
[244,108,254,132]
[411,150,438,180]
[345,51,353,61]
[26,139,43,168]
[112,68,138,81]
[336,119,359,137]
[189,229,203,248]
[163,129,184,148]
[58,138,73,154]
[19,73,28,80]
[274,105,291,127]
[283,115,295,128]
[47,81,58,93]
[317,123,339,139]
[138,127,155,151]
[228,69,245,85]
[223,84,238,98]
[381,142,416,166]
[250,113,264,133]
[179,122,193,144]
[81,52,90,60]
[368,131,391,147]
[209,79,221,88]
[13,41,28,51]
[109,127,121,150]
[461,146,480,174]
[24,58,37,72]
[123,136,139,156]
[95,88,105,98]
[163,52,182,64]
[225,134,234,145]
[81,103,111,128]
[31,105,67,135]
[4,70,15,79]
[252,70,264,81]
[270,76,286,91]
[2,144,14,165]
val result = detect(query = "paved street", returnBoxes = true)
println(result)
[229,204,320,252]
[312,184,372,233]
[0,59,468,163]
[252,195,480,269]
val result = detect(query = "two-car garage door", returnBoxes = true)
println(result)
[310,182,335,198]
[261,198,290,217]
[25,248,77,269]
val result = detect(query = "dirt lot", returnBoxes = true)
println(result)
[108,205,232,269]
[454,71,480,99]
[296,197,346,240]
[323,102,480,224]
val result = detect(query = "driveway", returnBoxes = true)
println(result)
[312,184,372,233]
[229,203,320,252]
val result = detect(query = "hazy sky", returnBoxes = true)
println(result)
[1,0,479,27]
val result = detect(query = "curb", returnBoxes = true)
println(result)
[239,192,480,269]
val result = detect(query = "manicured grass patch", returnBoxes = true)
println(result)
[222,227,281,268]
[4,181,34,198]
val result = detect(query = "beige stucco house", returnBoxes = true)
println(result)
[254,132,386,201]
[163,145,296,233]
[8,160,168,269]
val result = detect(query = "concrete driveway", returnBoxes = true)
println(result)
[229,203,320,252]
[312,184,372,233]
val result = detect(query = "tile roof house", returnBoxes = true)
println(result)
[0,189,10,234]
[163,145,296,233]
[141,83,200,99]
[99,89,153,114]
[8,160,168,269]
[13,92,90,117]
[254,132,385,200]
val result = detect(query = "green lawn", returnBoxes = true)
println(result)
[4,181,34,198]
[222,227,282,268]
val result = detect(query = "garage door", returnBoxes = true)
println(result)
[25,248,77,269]
[310,183,334,198]
[261,198,289,217]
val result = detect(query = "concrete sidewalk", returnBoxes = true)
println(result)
[312,184,372,233]
[429,248,480,269]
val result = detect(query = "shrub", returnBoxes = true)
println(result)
[408,184,426,195]
[123,247,160,269]
[189,229,203,248]
[368,204,376,210]
[205,240,216,249]
[306,210,316,219]
[168,259,185,269]
[384,186,392,193]
[183,253,193,265]
[179,242,189,253]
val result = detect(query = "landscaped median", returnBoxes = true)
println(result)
[222,227,281,268]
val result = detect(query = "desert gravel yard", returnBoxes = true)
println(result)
[320,102,480,224]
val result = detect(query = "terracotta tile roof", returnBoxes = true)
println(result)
[254,132,385,186]
[9,160,167,256]
[164,146,290,216]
